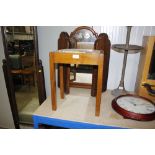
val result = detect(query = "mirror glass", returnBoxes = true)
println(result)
[5,26,40,124]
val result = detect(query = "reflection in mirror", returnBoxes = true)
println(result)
[148,43,155,80]
[73,29,96,42]
[5,26,39,124]
[69,27,98,84]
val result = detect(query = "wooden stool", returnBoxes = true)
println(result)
[49,49,104,116]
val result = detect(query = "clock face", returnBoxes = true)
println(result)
[112,95,155,121]
[117,96,155,114]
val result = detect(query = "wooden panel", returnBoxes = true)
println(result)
[50,52,102,65]
[69,82,92,89]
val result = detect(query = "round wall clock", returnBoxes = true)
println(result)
[112,94,155,121]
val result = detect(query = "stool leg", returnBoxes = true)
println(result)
[66,64,70,94]
[91,66,97,97]
[59,64,64,99]
[50,53,57,110]
[95,55,103,116]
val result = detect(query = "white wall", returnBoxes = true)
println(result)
[102,26,155,91]
[37,26,155,96]
[37,26,77,95]
[0,27,15,128]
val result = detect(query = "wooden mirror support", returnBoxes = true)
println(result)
[57,26,111,97]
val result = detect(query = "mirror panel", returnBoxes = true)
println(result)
[4,26,40,124]
[148,43,155,80]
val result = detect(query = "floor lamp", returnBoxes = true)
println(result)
[111,26,143,96]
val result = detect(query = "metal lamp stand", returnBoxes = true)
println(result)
[111,26,143,97]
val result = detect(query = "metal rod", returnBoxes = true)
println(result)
[118,26,132,89]
[125,26,132,48]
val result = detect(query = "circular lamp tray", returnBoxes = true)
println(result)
[112,95,155,121]
[112,44,143,54]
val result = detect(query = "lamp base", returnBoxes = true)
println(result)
[111,88,128,97]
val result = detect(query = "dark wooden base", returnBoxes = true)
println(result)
[70,82,92,89]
